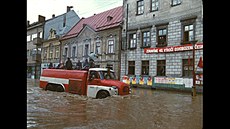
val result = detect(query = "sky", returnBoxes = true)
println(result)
[27,0,123,23]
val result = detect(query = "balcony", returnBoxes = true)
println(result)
[32,54,41,62]
[33,37,42,45]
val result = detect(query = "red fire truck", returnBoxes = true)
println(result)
[39,68,131,99]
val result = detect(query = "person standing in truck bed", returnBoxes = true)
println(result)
[65,57,73,70]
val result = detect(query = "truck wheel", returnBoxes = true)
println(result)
[46,84,54,91]
[56,85,64,92]
[96,91,109,99]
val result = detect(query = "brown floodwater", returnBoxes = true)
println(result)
[27,79,203,129]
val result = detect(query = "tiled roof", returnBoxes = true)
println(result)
[61,6,123,40]
[43,10,80,40]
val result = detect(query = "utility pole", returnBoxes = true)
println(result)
[191,40,198,96]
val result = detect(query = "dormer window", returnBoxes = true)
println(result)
[107,16,113,22]
[48,28,56,39]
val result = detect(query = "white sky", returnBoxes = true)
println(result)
[27,0,122,23]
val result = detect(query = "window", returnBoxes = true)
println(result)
[72,46,76,57]
[43,48,47,59]
[151,0,159,11]
[55,46,59,58]
[142,31,151,47]
[49,46,53,59]
[137,0,144,15]
[84,44,89,56]
[108,40,114,54]
[129,33,137,49]
[183,59,193,77]
[142,60,149,75]
[32,48,37,55]
[95,41,101,54]
[27,35,31,42]
[37,47,41,54]
[171,0,181,6]
[128,61,135,75]
[157,60,166,76]
[38,31,43,38]
[32,33,37,40]
[157,28,167,47]
[181,17,196,44]
[156,24,168,47]
[64,47,68,57]
[184,24,194,42]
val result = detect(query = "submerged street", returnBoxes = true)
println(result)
[27,79,203,129]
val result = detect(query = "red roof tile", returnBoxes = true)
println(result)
[61,6,123,40]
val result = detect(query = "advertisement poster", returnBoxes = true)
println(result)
[139,76,144,85]
[147,76,152,86]
[131,76,136,84]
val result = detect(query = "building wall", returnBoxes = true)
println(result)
[41,38,61,68]
[41,9,80,70]
[60,26,122,79]
[121,0,203,80]
[96,27,122,79]
[27,22,44,79]
[61,26,96,66]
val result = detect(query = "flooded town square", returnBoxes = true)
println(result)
[27,79,203,129]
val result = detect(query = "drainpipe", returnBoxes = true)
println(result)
[118,26,122,80]
[125,3,129,75]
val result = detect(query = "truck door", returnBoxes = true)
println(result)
[87,71,102,97]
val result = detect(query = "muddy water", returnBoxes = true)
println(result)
[27,79,203,129]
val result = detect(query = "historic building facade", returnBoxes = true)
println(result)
[27,15,45,79]
[41,6,80,71]
[60,6,123,79]
[120,0,203,89]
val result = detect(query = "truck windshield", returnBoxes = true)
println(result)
[99,71,116,80]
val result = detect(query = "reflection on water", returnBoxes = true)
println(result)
[27,79,202,129]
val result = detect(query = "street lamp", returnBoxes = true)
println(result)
[191,40,198,96]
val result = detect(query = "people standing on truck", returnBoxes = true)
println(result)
[56,61,64,69]
[89,58,95,68]
[65,57,73,70]
[83,59,89,69]
[48,62,54,69]
[75,60,82,70]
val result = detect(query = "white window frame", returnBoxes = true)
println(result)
[129,33,137,48]
[151,0,159,11]
[83,43,90,56]
[27,35,31,42]
[96,41,101,54]
[32,33,37,40]
[55,46,59,58]
[71,45,77,58]
[108,40,114,54]
[63,46,68,57]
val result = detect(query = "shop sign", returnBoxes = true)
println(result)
[154,77,183,85]
[144,43,203,54]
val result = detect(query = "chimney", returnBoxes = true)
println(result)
[67,6,73,12]
[52,14,55,18]
[38,15,46,23]
[83,23,87,27]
